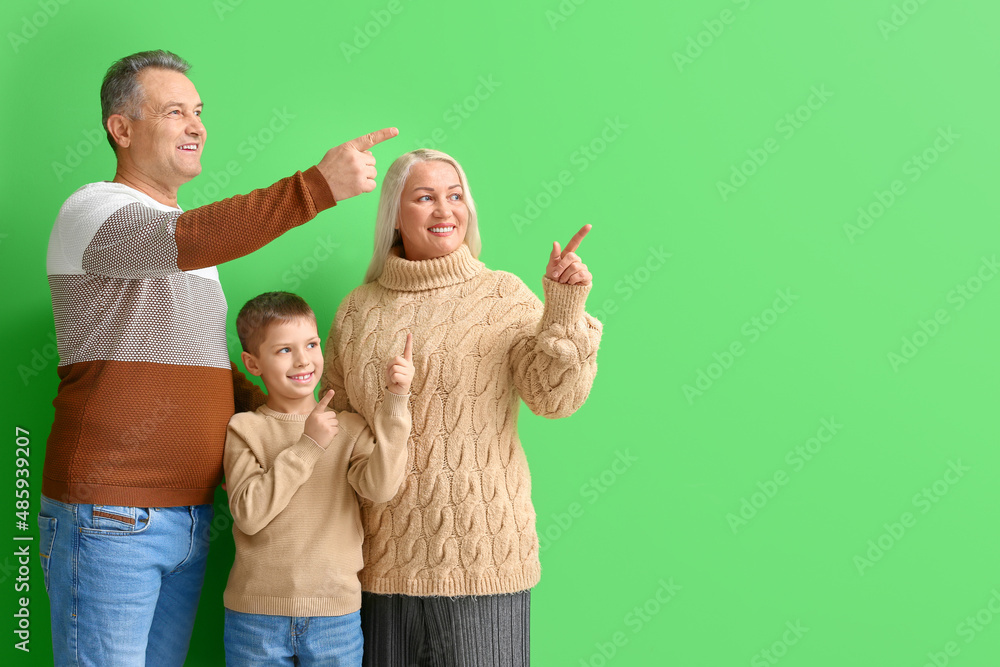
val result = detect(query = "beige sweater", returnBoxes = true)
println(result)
[322,244,602,596]
[223,392,411,616]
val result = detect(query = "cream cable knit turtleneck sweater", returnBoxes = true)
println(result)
[322,244,601,597]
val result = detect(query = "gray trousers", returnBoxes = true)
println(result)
[360,591,530,667]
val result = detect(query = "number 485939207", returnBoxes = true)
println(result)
[14,427,30,530]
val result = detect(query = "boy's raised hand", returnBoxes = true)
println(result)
[385,332,415,395]
[304,390,339,448]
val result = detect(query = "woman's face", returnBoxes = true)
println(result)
[396,160,469,261]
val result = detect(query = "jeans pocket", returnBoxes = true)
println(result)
[36,515,57,592]
[82,505,151,535]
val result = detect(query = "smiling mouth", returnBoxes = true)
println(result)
[428,225,456,235]
[288,372,314,383]
[177,144,199,152]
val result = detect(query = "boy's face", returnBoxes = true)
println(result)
[242,316,323,413]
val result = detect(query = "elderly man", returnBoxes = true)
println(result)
[39,50,395,666]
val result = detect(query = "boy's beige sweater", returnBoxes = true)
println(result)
[322,244,602,597]
[223,391,410,617]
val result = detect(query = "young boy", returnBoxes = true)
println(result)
[222,291,413,666]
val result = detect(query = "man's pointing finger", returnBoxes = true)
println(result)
[351,127,399,151]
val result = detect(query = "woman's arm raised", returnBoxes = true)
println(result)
[509,225,602,419]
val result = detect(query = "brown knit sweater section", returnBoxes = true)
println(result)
[321,244,602,596]
[44,167,335,506]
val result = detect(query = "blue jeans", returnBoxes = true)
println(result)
[224,609,363,666]
[37,496,213,667]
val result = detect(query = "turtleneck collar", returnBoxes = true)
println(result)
[377,244,485,292]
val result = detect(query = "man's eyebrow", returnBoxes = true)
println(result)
[156,100,204,112]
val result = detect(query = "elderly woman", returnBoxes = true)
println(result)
[321,148,601,665]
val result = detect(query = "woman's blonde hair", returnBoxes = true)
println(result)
[363,149,481,283]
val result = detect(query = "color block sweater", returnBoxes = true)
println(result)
[321,244,602,596]
[223,392,411,616]
[44,168,335,506]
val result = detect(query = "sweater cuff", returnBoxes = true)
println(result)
[303,166,337,212]
[540,277,591,328]
[381,390,410,417]
[295,434,328,460]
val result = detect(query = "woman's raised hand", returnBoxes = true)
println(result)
[546,224,593,286]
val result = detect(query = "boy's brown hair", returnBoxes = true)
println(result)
[236,292,315,356]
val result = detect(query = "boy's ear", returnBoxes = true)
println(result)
[241,350,263,376]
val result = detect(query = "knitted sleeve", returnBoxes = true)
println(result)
[508,276,602,419]
[175,167,335,271]
[224,416,327,536]
[81,167,334,278]
[343,391,412,503]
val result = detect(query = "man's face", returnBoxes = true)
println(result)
[125,68,205,190]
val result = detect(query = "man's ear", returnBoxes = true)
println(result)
[106,114,132,150]
[241,351,263,376]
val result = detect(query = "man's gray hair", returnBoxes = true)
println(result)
[100,50,191,151]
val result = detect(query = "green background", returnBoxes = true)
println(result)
[2,0,998,664]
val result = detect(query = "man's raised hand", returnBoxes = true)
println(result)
[547,224,593,286]
[385,332,415,396]
[318,128,398,202]
[304,389,339,448]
